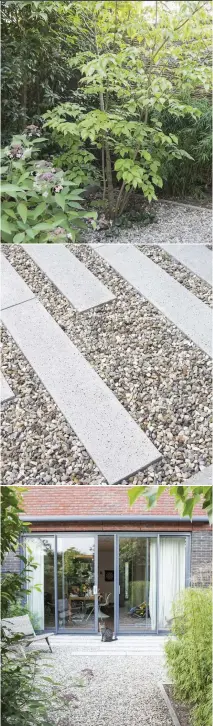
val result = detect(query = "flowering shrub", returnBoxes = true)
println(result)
[1,131,97,243]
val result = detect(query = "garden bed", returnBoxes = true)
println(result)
[160,684,191,726]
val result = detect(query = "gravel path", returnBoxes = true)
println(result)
[84,200,212,246]
[36,636,173,726]
[1,233,212,486]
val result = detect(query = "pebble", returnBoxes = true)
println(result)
[1,202,212,485]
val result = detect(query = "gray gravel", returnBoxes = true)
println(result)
[36,636,173,726]
[1,217,212,486]
[83,200,212,246]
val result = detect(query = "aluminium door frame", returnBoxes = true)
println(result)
[21,531,191,636]
[116,532,191,636]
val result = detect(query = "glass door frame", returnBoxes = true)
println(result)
[55,532,99,634]
[22,531,191,636]
[116,532,191,635]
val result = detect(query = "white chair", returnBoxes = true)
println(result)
[98,593,111,621]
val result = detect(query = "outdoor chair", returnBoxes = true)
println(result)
[1,615,54,654]
[98,593,111,621]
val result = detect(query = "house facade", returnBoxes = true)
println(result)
[6,487,212,637]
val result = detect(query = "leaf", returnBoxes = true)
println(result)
[13,232,26,243]
[17,202,27,223]
[55,195,65,211]
[0,215,14,234]
[32,202,46,220]
[128,486,146,507]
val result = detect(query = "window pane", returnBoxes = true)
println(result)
[57,536,95,631]
[119,537,157,632]
[25,536,55,631]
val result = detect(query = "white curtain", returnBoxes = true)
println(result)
[149,540,157,630]
[26,538,44,631]
[158,537,185,629]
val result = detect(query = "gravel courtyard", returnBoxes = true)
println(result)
[1,201,212,486]
[37,635,173,726]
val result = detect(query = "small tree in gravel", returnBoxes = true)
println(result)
[43,1,211,218]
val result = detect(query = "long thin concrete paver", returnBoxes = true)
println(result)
[92,244,212,358]
[22,243,114,312]
[0,371,15,403]
[184,465,212,486]
[1,253,35,311]
[1,297,161,484]
[159,243,212,285]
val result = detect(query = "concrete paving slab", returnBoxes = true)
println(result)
[1,297,161,484]
[22,243,114,311]
[0,371,15,403]
[1,253,35,311]
[184,465,212,486]
[159,243,212,285]
[92,244,212,358]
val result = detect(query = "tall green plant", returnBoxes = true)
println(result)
[43,1,211,217]
[165,588,212,726]
[161,98,212,197]
[1,0,80,143]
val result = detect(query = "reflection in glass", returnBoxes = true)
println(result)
[25,536,55,631]
[57,536,95,630]
[119,537,157,632]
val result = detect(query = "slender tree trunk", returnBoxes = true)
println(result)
[22,77,27,128]
[105,142,114,217]
[102,146,106,200]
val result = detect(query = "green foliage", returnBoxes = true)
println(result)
[1,1,79,144]
[165,588,212,726]
[43,1,211,216]
[2,2,212,210]
[128,485,212,522]
[1,486,82,726]
[161,98,212,197]
[1,130,97,242]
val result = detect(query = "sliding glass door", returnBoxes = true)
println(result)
[118,534,187,633]
[57,535,97,632]
[118,537,157,632]
[24,533,188,634]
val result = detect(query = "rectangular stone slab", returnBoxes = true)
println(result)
[1,253,35,311]
[159,243,212,286]
[22,243,114,312]
[184,465,212,486]
[1,371,14,403]
[92,244,212,358]
[1,298,161,484]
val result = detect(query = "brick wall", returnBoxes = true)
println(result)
[2,549,20,574]
[31,520,207,533]
[21,486,208,519]
[191,530,212,586]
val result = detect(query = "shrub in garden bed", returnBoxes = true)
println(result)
[0,130,96,243]
[165,587,212,726]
